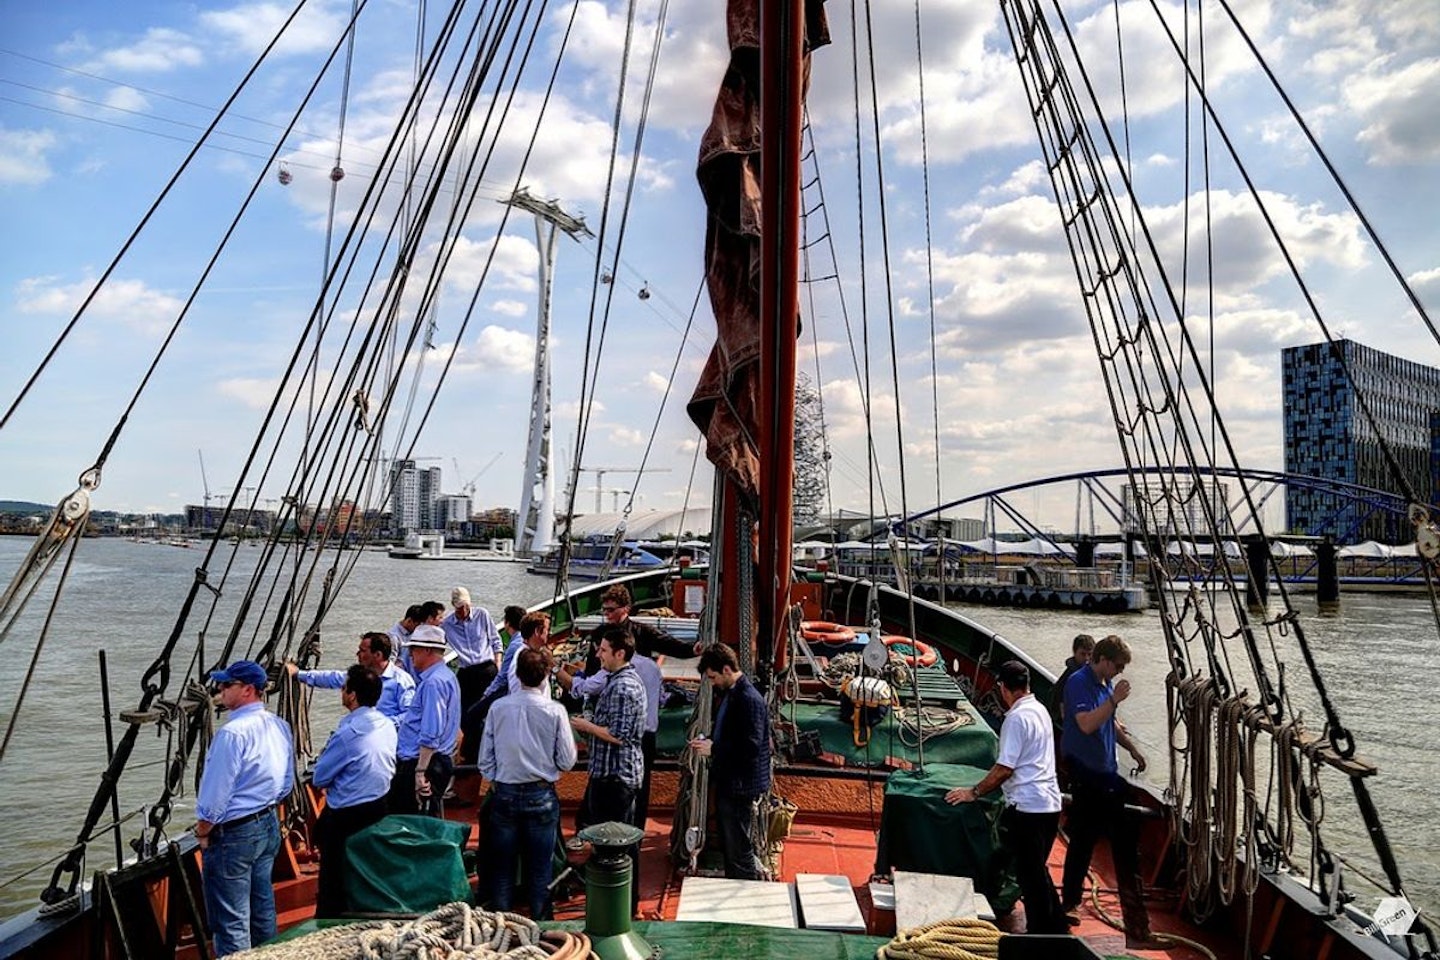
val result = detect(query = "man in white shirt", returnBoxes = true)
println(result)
[945,660,1064,935]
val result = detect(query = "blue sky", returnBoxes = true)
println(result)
[1,0,1437,533]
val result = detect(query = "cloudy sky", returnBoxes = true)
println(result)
[1,0,1436,534]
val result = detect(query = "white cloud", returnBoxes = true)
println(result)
[217,376,284,410]
[608,426,645,446]
[492,300,528,318]
[14,275,182,335]
[103,86,151,113]
[83,27,204,72]
[1346,58,1440,165]
[199,0,353,57]
[643,371,671,393]
[0,128,57,185]
[463,325,536,376]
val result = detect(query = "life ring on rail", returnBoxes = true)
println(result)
[801,620,857,644]
[882,635,937,668]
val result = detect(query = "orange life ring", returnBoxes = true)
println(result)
[882,635,937,668]
[800,620,857,644]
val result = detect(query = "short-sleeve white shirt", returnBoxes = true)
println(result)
[996,693,1062,814]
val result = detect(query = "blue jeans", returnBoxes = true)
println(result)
[487,782,560,919]
[203,813,281,957]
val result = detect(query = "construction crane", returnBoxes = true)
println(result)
[453,453,503,500]
[576,466,671,514]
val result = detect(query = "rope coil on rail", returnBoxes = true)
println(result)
[876,918,1002,960]
[225,902,594,960]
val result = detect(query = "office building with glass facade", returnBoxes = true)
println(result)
[1282,339,1440,542]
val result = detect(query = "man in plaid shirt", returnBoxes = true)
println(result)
[570,627,647,911]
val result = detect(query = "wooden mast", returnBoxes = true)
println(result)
[756,0,804,677]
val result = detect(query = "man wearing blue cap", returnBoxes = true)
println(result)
[390,624,461,816]
[194,660,293,957]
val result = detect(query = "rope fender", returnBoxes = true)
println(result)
[876,918,1002,960]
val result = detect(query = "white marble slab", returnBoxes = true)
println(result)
[868,881,896,912]
[893,870,977,931]
[795,873,866,932]
[676,876,799,928]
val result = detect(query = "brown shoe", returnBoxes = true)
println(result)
[1125,932,1164,950]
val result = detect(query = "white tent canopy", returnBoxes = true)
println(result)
[564,507,712,541]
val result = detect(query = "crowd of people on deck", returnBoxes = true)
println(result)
[193,583,769,958]
[192,577,1157,958]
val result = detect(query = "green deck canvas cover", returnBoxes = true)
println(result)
[344,815,471,913]
[873,764,1020,911]
[656,700,998,769]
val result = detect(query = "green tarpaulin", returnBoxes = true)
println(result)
[344,814,471,914]
[873,764,1019,912]
[656,701,998,770]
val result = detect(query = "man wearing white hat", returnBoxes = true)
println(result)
[389,624,461,816]
[442,586,502,719]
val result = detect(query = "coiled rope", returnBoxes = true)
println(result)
[876,918,1001,960]
[225,902,593,960]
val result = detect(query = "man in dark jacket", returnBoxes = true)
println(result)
[689,643,772,879]
[594,584,701,660]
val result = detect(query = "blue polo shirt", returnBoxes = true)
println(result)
[1061,664,1117,776]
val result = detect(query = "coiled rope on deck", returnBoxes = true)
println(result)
[225,902,593,960]
[876,918,1002,960]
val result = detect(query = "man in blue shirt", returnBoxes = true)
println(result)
[194,660,293,957]
[288,631,415,722]
[311,665,397,918]
[390,624,461,816]
[1060,634,1153,948]
[443,587,503,716]
[689,643,772,880]
[480,647,577,919]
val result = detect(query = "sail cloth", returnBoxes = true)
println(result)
[688,0,830,503]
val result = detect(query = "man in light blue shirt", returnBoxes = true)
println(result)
[390,624,461,816]
[311,665,397,918]
[480,646,576,919]
[288,631,415,722]
[445,587,503,760]
[194,660,293,957]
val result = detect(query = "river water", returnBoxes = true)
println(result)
[0,537,1435,926]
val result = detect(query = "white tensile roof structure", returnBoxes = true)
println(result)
[562,507,712,541]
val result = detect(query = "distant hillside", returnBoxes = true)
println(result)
[0,500,50,514]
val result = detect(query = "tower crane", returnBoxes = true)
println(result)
[454,453,503,500]
[576,466,671,514]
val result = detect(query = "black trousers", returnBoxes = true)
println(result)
[585,777,639,912]
[1061,773,1149,937]
[314,797,387,918]
[389,754,455,817]
[1001,806,1064,934]
[457,662,499,758]
[633,731,657,829]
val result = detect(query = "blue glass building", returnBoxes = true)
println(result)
[1282,339,1440,542]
